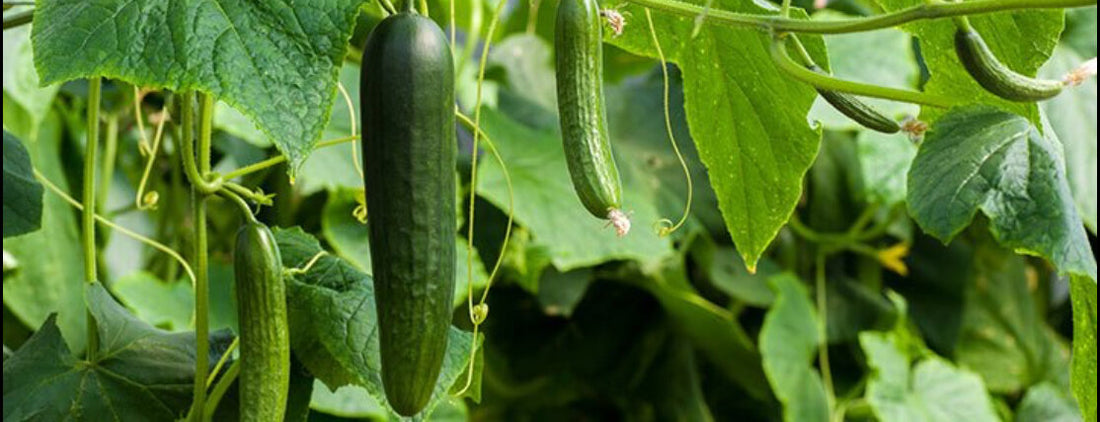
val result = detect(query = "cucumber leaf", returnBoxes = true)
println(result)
[2,284,233,421]
[31,0,365,176]
[274,227,482,419]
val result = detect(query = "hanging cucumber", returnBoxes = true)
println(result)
[809,66,900,134]
[954,25,1063,102]
[360,8,456,417]
[234,222,290,422]
[555,0,630,236]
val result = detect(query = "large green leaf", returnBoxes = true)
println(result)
[856,130,916,207]
[907,106,1096,281]
[1040,46,1096,234]
[1016,382,1083,422]
[861,328,999,422]
[2,284,232,421]
[687,233,778,307]
[759,274,829,422]
[954,235,1070,393]
[30,0,364,175]
[603,1,826,269]
[308,381,388,420]
[874,0,1061,124]
[275,227,481,419]
[2,131,43,238]
[1069,275,1097,422]
[613,255,771,401]
[2,111,86,350]
[475,107,672,269]
[3,24,60,140]
[112,271,194,331]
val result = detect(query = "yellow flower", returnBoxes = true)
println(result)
[877,243,910,276]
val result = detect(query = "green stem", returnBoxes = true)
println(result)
[218,189,258,224]
[33,168,198,293]
[84,78,102,361]
[98,114,119,213]
[815,252,836,413]
[188,93,216,422]
[2,9,32,30]
[846,204,880,238]
[179,93,222,194]
[198,93,214,174]
[626,0,1094,34]
[221,135,358,181]
[202,360,240,420]
[771,35,955,108]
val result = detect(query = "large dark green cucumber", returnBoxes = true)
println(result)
[555,0,628,234]
[360,10,456,417]
[808,66,900,134]
[954,28,1063,102]
[234,222,290,422]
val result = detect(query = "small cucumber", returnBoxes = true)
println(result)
[809,66,900,134]
[555,0,630,235]
[360,10,456,417]
[954,28,1063,102]
[234,222,290,422]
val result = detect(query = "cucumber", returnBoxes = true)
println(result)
[234,222,290,422]
[360,10,456,417]
[954,28,1063,102]
[809,66,900,134]
[555,0,630,236]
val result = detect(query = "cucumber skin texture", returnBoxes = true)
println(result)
[234,222,290,422]
[360,11,456,417]
[807,66,899,134]
[555,0,623,219]
[954,29,1063,102]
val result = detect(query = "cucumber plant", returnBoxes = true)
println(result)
[360,5,457,417]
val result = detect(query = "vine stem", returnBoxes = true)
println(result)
[84,78,102,361]
[2,9,33,30]
[202,360,240,420]
[221,135,359,180]
[644,8,693,238]
[179,93,222,194]
[815,252,836,414]
[455,0,510,397]
[34,169,198,287]
[98,114,119,212]
[771,34,955,108]
[187,92,215,422]
[625,0,1095,34]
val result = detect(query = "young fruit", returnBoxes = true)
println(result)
[954,28,1063,102]
[555,0,630,236]
[360,9,456,417]
[234,222,290,422]
[810,66,900,134]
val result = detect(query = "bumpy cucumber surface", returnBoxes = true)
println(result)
[234,222,290,422]
[555,0,626,228]
[954,29,1063,102]
[360,10,456,417]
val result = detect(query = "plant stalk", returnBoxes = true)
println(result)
[626,0,1095,34]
